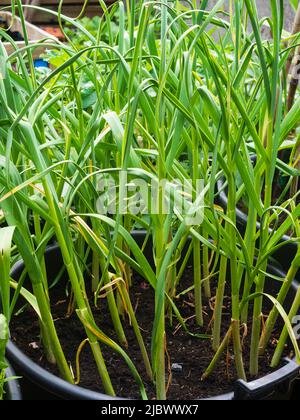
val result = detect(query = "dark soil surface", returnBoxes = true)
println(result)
[10,264,292,400]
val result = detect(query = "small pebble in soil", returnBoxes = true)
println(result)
[29,342,39,350]
[171,363,183,373]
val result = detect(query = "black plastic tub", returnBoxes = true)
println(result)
[4,363,22,400]
[217,177,299,280]
[7,242,300,401]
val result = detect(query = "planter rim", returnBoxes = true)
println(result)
[7,244,300,401]
[6,340,125,401]
[217,177,293,244]
[5,363,22,401]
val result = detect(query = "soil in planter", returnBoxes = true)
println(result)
[10,267,291,400]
